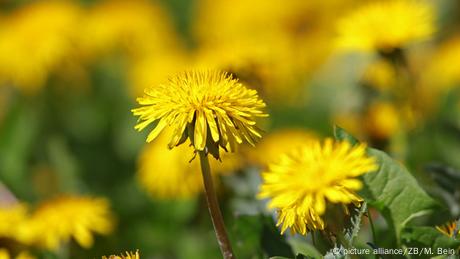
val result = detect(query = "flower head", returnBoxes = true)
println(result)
[132,70,267,157]
[336,0,435,52]
[28,196,114,250]
[0,1,81,93]
[103,250,140,259]
[258,138,378,235]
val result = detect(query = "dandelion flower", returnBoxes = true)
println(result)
[0,1,81,93]
[258,138,378,235]
[336,0,435,52]
[0,203,33,244]
[28,196,114,250]
[102,250,139,259]
[132,70,267,156]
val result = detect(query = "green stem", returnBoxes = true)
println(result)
[198,151,235,259]
[367,208,378,259]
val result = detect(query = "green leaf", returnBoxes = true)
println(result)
[401,226,460,250]
[334,127,449,242]
[362,148,448,238]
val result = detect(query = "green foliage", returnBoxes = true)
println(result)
[334,127,451,246]
[401,227,460,250]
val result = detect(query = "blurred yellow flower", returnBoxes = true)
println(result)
[362,60,397,91]
[258,139,377,235]
[0,1,81,93]
[336,0,435,51]
[137,131,241,199]
[436,220,458,238]
[128,53,189,97]
[28,196,114,250]
[132,70,267,155]
[80,0,181,59]
[103,250,139,259]
[0,249,34,259]
[193,0,349,102]
[365,101,400,140]
[247,129,317,167]
[0,203,33,244]
[424,36,460,89]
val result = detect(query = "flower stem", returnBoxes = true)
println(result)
[367,208,378,247]
[198,151,235,259]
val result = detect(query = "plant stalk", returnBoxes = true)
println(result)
[198,151,235,259]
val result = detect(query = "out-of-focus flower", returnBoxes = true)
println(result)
[424,36,460,89]
[436,220,458,238]
[80,0,181,59]
[247,129,317,167]
[362,60,397,91]
[0,1,82,93]
[0,249,35,259]
[0,203,33,244]
[27,196,114,250]
[102,250,140,259]
[13,251,35,259]
[137,131,241,199]
[128,53,189,97]
[365,101,400,140]
[132,70,267,156]
[193,0,349,102]
[336,0,435,52]
[0,249,7,259]
[258,139,377,235]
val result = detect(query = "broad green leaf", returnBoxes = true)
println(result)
[334,127,449,241]
[401,226,460,250]
[362,148,448,237]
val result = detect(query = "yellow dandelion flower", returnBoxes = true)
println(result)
[0,203,33,244]
[247,129,317,167]
[137,131,241,199]
[258,139,378,235]
[336,0,435,52]
[80,0,180,59]
[102,250,139,259]
[28,196,114,250]
[424,36,460,89]
[436,220,458,238]
[193,0,349,102]
[0,1,81,93]
[132,70,267,156]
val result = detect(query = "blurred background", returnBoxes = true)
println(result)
[0,0,459,258]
